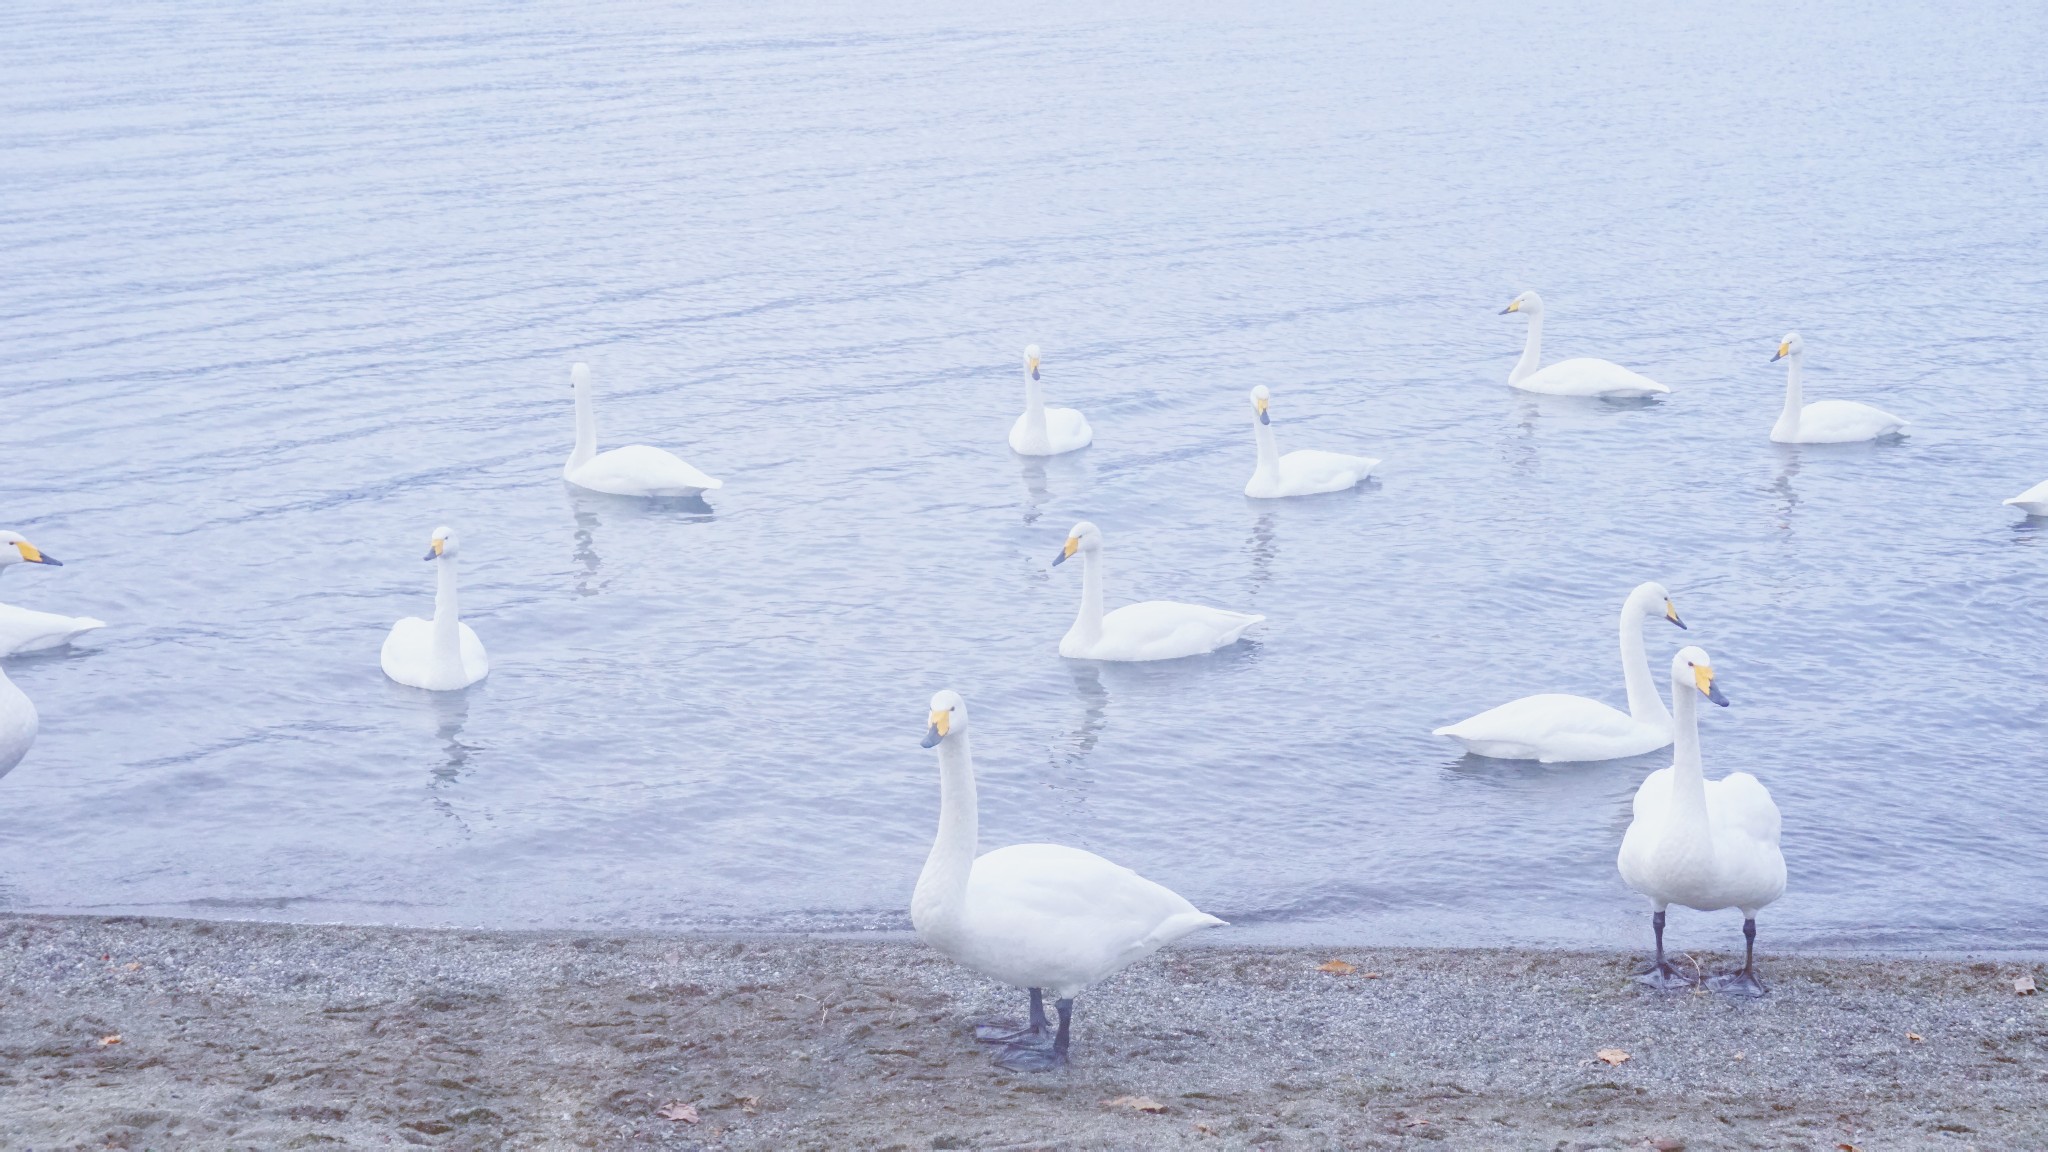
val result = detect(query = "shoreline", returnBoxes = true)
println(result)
[3,914,2044,1149]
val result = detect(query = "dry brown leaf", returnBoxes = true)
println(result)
[1193,1122,1216,1136]
[98,1034,122,1047]
[732,1094,759,1115]
[1103,1095,1167,1114]
[1907,1032,1923,1043]
[1596,1048,1630,1066]
[123,962,141,972]
[1361,971,1383,979]
[1402,1118,1432,1128]
[1838,1144,1862,1152]
[1317,959,1356,975]
[1648,1139,1685,1152]
[656,1101,699,1124]
[1731,1052,1744,1061]
[2015,974,2037,996]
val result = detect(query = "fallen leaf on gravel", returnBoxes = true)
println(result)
[1402,1118,1431,1128]
[1318,959,1356,975]
[123,962,141,972]
[732,1094,759,1114]
[656,1102,699,1124]
[1838,1144,1862,1152]
[2016,975,2036,996]
[1597,1048,1630,1066]
[1647,1139,1684,1151]
[1731,1053,1743,1061]
[1907,1033,1923,1043]
[1194,1122,1216,1136]
[1103,1096,1167,1113]
[98,1034,122,1046]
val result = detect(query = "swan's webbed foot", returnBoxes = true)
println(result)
[993,1041,1067,1072]
[1708,968,1768,998]
[976,987,1051,1046]
[1632,959,1696,990]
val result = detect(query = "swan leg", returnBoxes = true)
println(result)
[1633,909,1691,989]
[975,987,1051,1045]
[1709,918,1768,997]
[993,996,1071,1072]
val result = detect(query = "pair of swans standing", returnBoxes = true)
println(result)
[1502,291,1911,444]
[0,532,105,779]
[1436,582,1783,992]
[382,363,721,693]
[1009,346,1382,499]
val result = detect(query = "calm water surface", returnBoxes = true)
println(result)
[4,1,2047,949]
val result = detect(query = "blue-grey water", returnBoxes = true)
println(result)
[4,0,2046,950]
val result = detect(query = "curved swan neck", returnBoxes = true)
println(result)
[431,554,463,681]
[1511,312,1543,385]
[570,380,599,471]
[1619,604,1670,727]
[1253,415,1281,479]
[1071,548,1106,645]
[1773,353,1804,439]
[1022,368,1048,440]
[1666,674,1710,830]
[914,733,978,929]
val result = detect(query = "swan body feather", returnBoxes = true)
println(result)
[0,604,105,656]
[0,666,34,779]
[2005,478,2048,516]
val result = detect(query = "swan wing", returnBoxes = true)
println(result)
[1046,406,1093,452]
[961,843,1222,995]
[1091,601,1264,661]
[458,622,491,682]
[1705,772,1786,911]
[1272,449,1379,496]
[1514,358,1668,398]
[1796,400,1908,443]
[1434,693,1666,763]
[569,443,722,496]
[0,603,106,656]
[379,617,435,687]
[2005,478,2048,513]
[0,672,35,778]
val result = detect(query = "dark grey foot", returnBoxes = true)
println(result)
[974,1019,1045,1045]
[1709,969,1768,997]
[993,1040,1067,1072]
[1632,960,1695,990]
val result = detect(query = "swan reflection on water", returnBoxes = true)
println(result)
[426,688,478,833]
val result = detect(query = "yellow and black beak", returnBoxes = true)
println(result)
[423,538,445,562]
[1052,536,1079,567]
[1771,340,1790,363]
[1500,299,1520,315]
[13,540,60,566]
[1693,663,1729,707]
[1256,394,1270,426]
[1664,599,1686,630]
[921,709,950,748]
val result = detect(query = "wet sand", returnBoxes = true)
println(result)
[2,914,2043,1150]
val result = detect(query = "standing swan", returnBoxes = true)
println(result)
[912,690,1224,1070]
[1768,333,1907,443]
[1052,522,1264,661]
[1617,647,1784,996]
[563,363,722,497]
[1008,345,1092,456]
[1499,291,1669,398]
[0,532,105,656]
[1434,582,1688,763]
[0,662,34,779]
[1243,386,1380,498]
[380,527,489,691]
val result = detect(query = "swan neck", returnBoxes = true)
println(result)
[914,733,978,930]
[1511,312,1543,384]
[1253,416,1280,478]
[1775,355,1803,437]
[431,555,463,680]
[1072,548,1105,644]
[1023,371,1048,438]
[1667,675,1710,827]
[570,383,598,471]
[1619,607,1669,727]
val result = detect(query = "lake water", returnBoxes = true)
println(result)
[4,0,2046,951]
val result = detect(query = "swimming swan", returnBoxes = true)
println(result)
[0,663,34,779]
[0,532,105,656]
[380,527,489,691]
[2004,479,2048,516]
[1008,345,1092,456]
[912,689,1224,1070]
[1500,291,1669,398]
[1244,386,1379,498]
[1052,522,1264,661]
[1769,333,1907,443]
[563,363,722,497]
[1617,646,1784,996]
[1434,582,1687,763]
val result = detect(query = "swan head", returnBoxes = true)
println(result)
[1675,646,1729,707]
[1051,520,1102,567]
[0,531,62,568]
[922,689,967,748]
[1250,385,1272,426]
[1024,344,1041,381]
[570,362,591,392]
[1500,290,1543,316]
[1771,332,1803,363]
[1631,581,1686,630]
[423,526,460,561]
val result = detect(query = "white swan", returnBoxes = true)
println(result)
[0,663,34,780]
[1052,522,1263,661]
[1243,386,1379,498]
[2005,479,2048,516]
[913,689,1223,1070]
[1434,582,1687,763]
[1618,646,1784,996]
[1499,291,1669,398]
[1769,332,1907,443]
[0,532,105,656]
[380,527,489,691]
[1008,344,1092,456]
[563,363,722,497]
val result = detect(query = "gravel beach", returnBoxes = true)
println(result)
[2,914,2043,1150]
